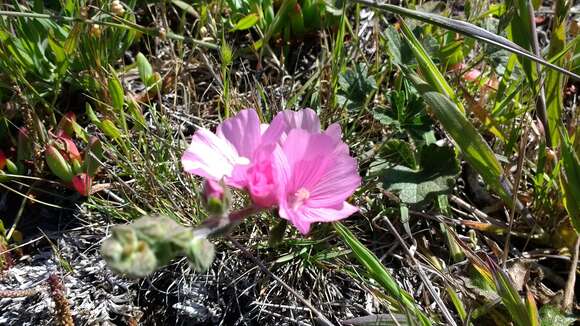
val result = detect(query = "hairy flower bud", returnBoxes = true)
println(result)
[203,179,230,216]
[102,215,216,278]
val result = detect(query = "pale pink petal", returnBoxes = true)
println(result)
[282,130,336,191]
[182,129,247,180]
[216,109,261,158]
[278,200,313,234]
[271,108,321,134]
[260,123,270,135]
[308,155,361,207]
[300,202,358,222]
[282,129,334,170]
[325,123,349,155]
[260,114,287,145]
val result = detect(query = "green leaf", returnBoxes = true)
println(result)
[559,127,580,234]
[539,305,576,326]
[232,13,260,31]
[136,52,153,87]
[108,73,125,112]
[399,19,465,113]
[404,71,513,205]
[379,144,459,207]
[101,119,122,140]
[545,0,572,146]
[337,63,377,112]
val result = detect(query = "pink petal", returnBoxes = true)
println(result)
[308,155,361,207]
[182,129,247,180]
[260,115,287,145]
[278,199,313,235]
[270,108,321,136]
[301,202,358,222]
[325,123,349,155]
[281,129,336,191]
[216,109,261,158]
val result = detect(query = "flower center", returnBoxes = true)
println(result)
[289,187,310,210]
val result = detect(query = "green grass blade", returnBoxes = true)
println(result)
[545,0,572,147]
[352,0,580,81]
[334,222,432,325]
[559,127,580,234]
[398,19,465,113]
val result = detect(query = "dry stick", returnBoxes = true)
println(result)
[563,236,580,312]
[226,236,335,326]
[382,216,457,326]
[502,122,530,268]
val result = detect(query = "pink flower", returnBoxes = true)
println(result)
[181,108,362,229]
[181,109,323,207]
[274,129,361,234]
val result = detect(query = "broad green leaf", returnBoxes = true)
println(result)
[404,70,512,205]
[232,13,260,31]
[379,144,459,207]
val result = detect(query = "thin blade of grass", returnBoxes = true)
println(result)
[334,222,432,325]
[351,0,580,81]
[398,19,465,113]
[545,0,572,147]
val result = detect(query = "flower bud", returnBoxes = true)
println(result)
[203,179,230,216]
[184,237,215,271]
[72,173,92,196]
[101,225,158,278]
[111,1,125,16]
[0,150,5,170]
[56,135,82,162]
[45,145,74,183]
[90,24,102,38]
[56,112,76,137]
